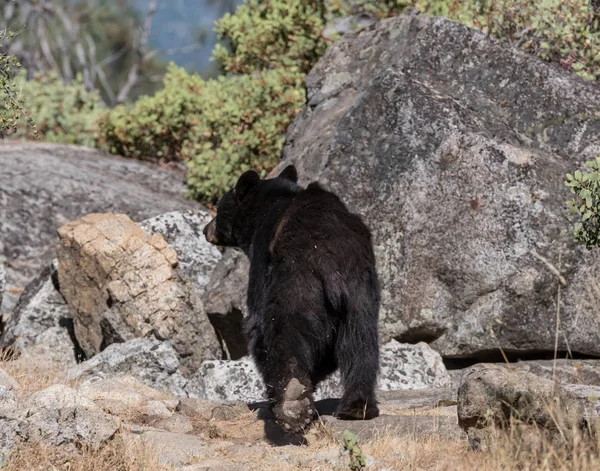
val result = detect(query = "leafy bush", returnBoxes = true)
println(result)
[565,157,600,249]
[100,64,304,202]
[419,0,600,81]
[212,0,329,75]
[10,72,103,146]
[0,29,35,135]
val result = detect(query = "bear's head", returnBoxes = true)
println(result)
[203,165,298,249]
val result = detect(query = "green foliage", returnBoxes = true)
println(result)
[100,63,304,203]
[212,0,329,75]
[0,29,35,135]
[11,72,103,147]
[341,430,367,470]
[418,0,600,81]
[565,157,600,249]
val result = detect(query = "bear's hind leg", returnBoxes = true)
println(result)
[253,310,317,433]
[335,286,380,420]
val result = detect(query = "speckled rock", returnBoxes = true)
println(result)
[68,338,189,397]
[57,213,221,374]
[201,249,249,360]
[139,210,222,296]
[187,341,451,402]
[0,262,79,363]
[457,364,599,450]
[277,10,600,358]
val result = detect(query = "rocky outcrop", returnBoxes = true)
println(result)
[276,11,600,359]
[0,262,79,363]
[57,213,221,374]
[188,341,451,402]
[457,364,600,450]
[139,210,222,297]
[0,142,199,313]
[68,338,189,397]
[201,249,250,360]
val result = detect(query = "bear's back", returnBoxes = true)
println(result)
[268,182,375,273]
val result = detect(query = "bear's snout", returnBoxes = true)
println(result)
[203,218,219,245]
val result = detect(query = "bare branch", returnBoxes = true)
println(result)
[116,0,158,104]
[95,64,116,104]
[36,20,61,77]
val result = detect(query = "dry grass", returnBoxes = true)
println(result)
[4,437,171,471]
[0,351,69,397]
[4,419,600,470]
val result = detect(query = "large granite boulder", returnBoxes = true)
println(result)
[0,142,199,313]
[57,213,221,374]
[276,11,600,359]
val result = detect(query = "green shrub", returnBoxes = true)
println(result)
[11,72,103,146]
[212,0,329,75]
[100,63,304,203]
[0,29,35,135]
[565,157,600,249]
[419,0,600,81]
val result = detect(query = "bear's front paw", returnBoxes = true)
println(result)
[272,378,315,433]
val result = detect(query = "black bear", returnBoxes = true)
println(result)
[203,165,380,432]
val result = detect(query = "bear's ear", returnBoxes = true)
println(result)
[279,165,298,183]
[235,170,260,200]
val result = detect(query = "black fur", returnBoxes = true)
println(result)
[203,165,380,431]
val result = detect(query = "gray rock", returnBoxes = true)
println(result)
[277,11,600,358]
[0,368,19,393]
[377,388,457,411]
[188,341,451,402]
[125,430,206,467]
[320,414,464,441]
[457,364,596,450]
[0,409,21,463]
[451,359,600,390]
[0,262,78,363]
[0,142,199,313]
[139,210,223,296]
[0,384,119,458]
[22,406,119,451]
[201,249,249,360]
[77,375,172,418]
[186,356,263,402]
[68,338,189,397]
